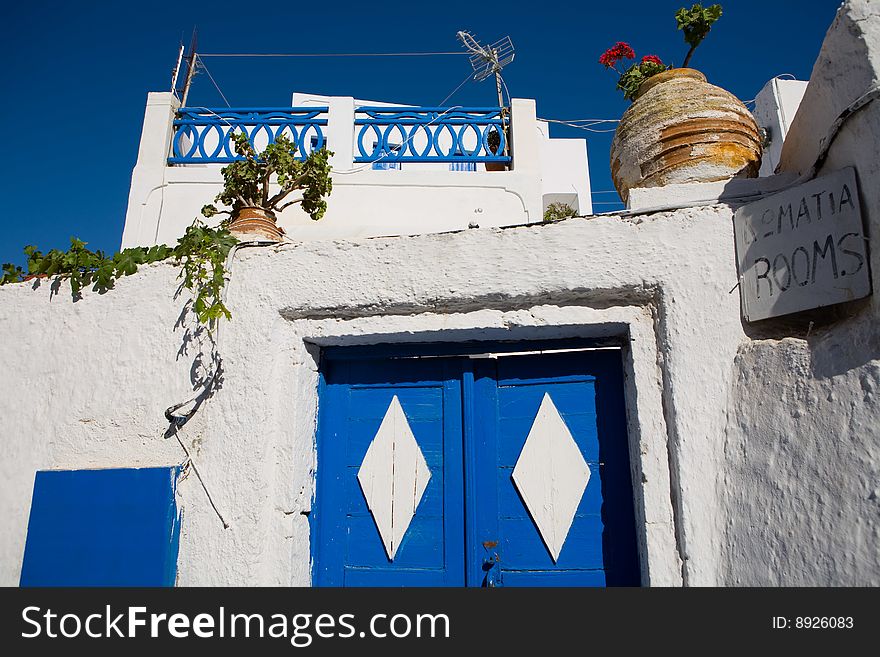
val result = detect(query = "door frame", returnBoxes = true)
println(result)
[311,337,638,586]
[297,305,683,586]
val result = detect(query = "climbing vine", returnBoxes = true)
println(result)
[0,219,238,327]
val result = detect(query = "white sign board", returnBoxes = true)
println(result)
[734,167,871,322]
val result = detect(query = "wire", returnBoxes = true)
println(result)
[540,118,619,133]
[538,117,621,133]
[162,239,282,530]
[437,71,474,106]
[195,55,231,108]
[799,83,880,181]
[546,118,620,123]
[197,51,466,58]
[499,71,512,106]
[742,74,801,107]
[168,423,230,529]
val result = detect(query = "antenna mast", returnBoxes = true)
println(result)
[456,31,515,109]
[180,29,199,108]
[170,42,185,97]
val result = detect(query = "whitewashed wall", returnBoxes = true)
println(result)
[720,0,880,586]
[1,0,878,587]
[1,203,747,586]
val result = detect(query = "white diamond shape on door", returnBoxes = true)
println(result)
[357,395,431,560]
[512,392,590,562]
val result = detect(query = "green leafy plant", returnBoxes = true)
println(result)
[1,136,334,328]
[599,3,723,101]
[201,132,333,222]
[2,239,174,295]
[617,56,670,101]
[543,202,578,223]
[174,220,238,324]
[0,220,238,327]
[1,263,24,285]
[676,3,723,67]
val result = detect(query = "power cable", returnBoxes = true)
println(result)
[539,118,619,133]
[195,55,231,108]
[197,51,466,58]
[437,71,474,106]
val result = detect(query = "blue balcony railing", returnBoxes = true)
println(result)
[169,107,328,164]
[354,106,510,165]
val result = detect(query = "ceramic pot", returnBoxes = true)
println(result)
[610,68,762,203]
[228,207,284,242]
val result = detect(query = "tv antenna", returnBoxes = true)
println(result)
[456,31,515,108]
[172,29,199,107]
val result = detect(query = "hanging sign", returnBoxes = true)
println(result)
[734,167,871,322]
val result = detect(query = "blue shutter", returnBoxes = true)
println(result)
[20,467,181,587]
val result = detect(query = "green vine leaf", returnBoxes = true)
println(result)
[0,223,238,329]
[173,219,238,327]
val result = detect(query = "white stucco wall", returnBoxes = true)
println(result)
[2,204,748,586]
[753,78,808,177]
[537,118,592,215]
[720,0,880,586]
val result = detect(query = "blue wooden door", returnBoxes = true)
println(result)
[468,351,639,586]
[313,344,639,587]
[313,356,465,586]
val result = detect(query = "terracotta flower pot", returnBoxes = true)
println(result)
[610,68,762,204]
[485,129,508,172]
[228,207,284,242]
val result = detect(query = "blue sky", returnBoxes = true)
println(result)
[1,0,840,268]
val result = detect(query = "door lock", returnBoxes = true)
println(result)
[481,541,502,587]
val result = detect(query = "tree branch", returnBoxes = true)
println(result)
[681,43,697,68]
[276,197,304,211]
[266,180,302,209]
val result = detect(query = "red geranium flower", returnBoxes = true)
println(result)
[599,42,635,68]
[641,54,664,65]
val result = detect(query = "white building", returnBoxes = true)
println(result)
[1,0,879,588]
[121,92,591,248]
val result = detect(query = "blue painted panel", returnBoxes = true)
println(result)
[500,515,605,569]
[501,569,606,587]
[464,362,500,587]
[20,467,180,587]
[346,515,445,568]
[497,413,600,464]
[313,357,464,586]
[474,351,640,587]
[497,380,598,418]
[314,343,639,587]
[343,567,454,586]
